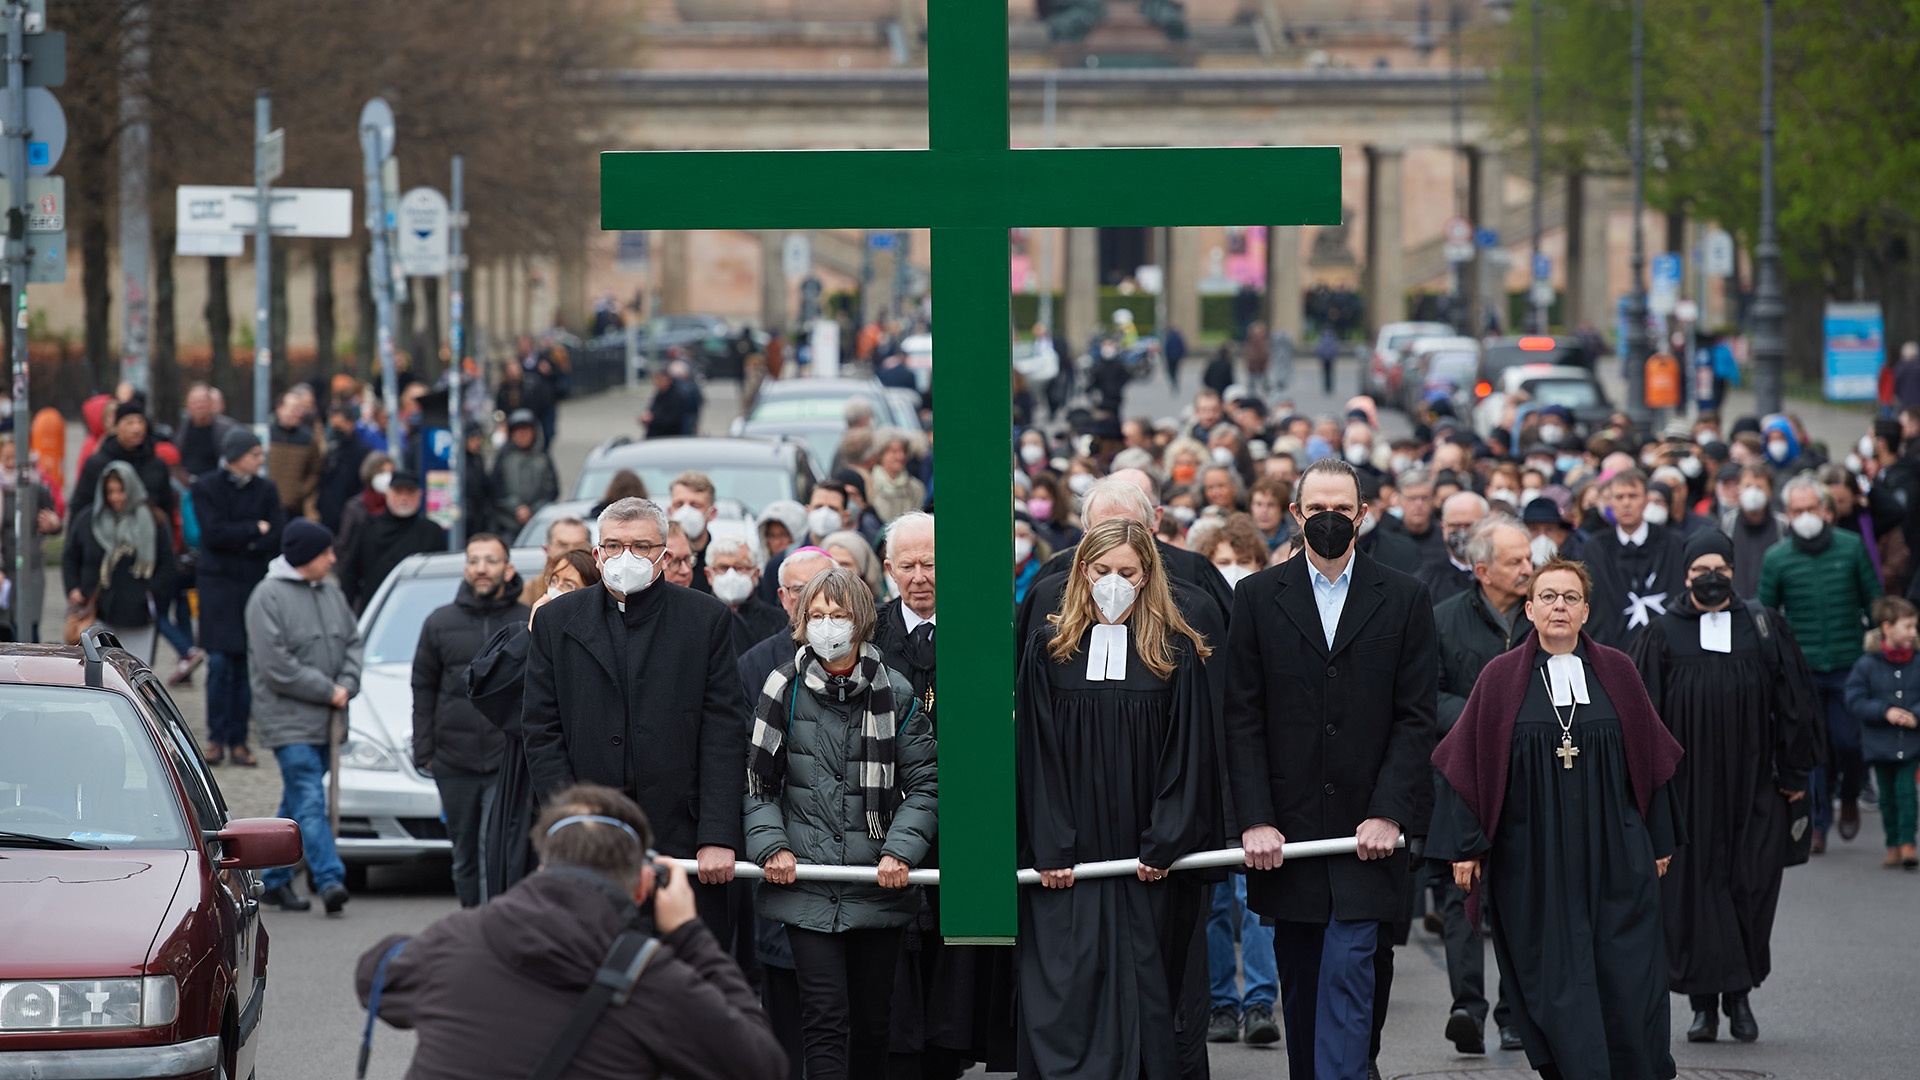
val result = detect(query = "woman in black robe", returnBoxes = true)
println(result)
[1627,528,1818,1043]
[1430,558,1685,1080]
[468,549,600,899]
[1017,517,1215,1080]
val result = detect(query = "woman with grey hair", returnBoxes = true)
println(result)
[823,529,887,599]
[745,566,938,1080]
[866,427,926,524]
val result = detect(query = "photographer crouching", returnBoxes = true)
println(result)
[354,783,788,1079]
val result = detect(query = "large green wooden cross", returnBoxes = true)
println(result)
[602,3,1341,942]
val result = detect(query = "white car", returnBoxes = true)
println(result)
[1366,320,1455,407]
[900,333,933,394]
[1472,363,1612,443]
[1398,334,1484,415]
[333,547,548,886]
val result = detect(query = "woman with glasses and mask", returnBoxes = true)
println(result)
[469,548,601,898]
[1431,559,1686,1080]
[1627,530,1819,1045]
[744,566,937,1080]
[1017,517,1216,1080]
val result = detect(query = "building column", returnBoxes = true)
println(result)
[1064,226,1099,352]
[1566,172,1612,332]
[1470,148,1507,334]
[1167,226,1201,337]
[1266,226,1304,343]
[759,230,789,332]
[1364,146,1406,334]
[658,231,690,316]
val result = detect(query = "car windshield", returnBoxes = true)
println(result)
[363,577,467,666]
[1524,379,1602,411]
[0,686,190,849]
[751,395,874,423]
[747,427,841,471]
[574,463,793,511]
[1424,352,1480,386]
[1486,343,1581,377]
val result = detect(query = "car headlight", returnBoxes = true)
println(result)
[339,737,401,772]
[0,976,177,1030]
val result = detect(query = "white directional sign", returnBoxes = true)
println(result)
[0,176,63,232]
[175,231,244,257]
[783,232,812,278]
[175,185,354,239]
[1704,229,1735,278]
[261,128,285,183]
[397,186,450,277]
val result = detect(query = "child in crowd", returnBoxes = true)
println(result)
[1845,596,1920,869]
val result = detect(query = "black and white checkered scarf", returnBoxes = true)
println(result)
[747,642,900,841]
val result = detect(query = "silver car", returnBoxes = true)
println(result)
[333,547,547,886]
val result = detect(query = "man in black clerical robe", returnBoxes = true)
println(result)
[1627,528,1819,1044]
[1430,563,1685,1080]
[1582,468,1687,649]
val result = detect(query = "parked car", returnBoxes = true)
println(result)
[335,548,549,885]
[1366,320,1455,406]
[514,499,601,549]
[737,418,844,480]
[626,314,749,380]
[0,628,301,1080]
[1480,334,1599,387]
[743,377,922,432]
[1472,363,1613,446]
[1399,335,1484,414]
[899,333,933,394]
[572,436,816,515]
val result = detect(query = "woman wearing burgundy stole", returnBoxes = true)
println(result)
[1429,559,1685,1080]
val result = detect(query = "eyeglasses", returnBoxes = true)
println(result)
[600,540,665,559]
[465,554,506,567]
[1534,590,1586,608]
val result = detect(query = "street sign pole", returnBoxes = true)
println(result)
[359,98,402,458]
[447,153,465,551]
[6,1,28,600]
[252,90,271,440]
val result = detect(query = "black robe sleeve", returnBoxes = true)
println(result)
[1139,641,1214,869]
[1425,771,1490,863]
[1764,611,1823,790]
[1625,617,1670,726]
[1017,630,1076,871]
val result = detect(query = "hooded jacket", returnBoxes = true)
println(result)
[354,869,787,1080]
[410,577,529,772]
[71,433,176,522]
[245,556,363,748]
[491,434,560,530]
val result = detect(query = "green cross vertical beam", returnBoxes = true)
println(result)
[601,0,1343,942]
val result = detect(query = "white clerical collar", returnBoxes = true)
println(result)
[1699,610,1733,653]
[1617,521,1650,547]
[1449,555,1471,573]
[1544,653,1591,706]
[901,601,935,634]
[1310,551,1355,589]
[1087,623,1129,681]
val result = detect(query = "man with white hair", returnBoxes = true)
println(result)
[523,496,750,942]
[1417,491,1490,605]
[708,531,785,657]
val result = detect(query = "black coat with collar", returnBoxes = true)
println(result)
[1582,521,1688,650]
[1223,549,1438,924]
[521,580,749,857]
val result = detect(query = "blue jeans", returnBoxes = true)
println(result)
[205,651,250,748]
[262,743,345,893]
[153,582,195,658]
[1207,875,1277,1011]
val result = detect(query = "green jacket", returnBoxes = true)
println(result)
[744,665,938,933]
[1757,526,1880,673]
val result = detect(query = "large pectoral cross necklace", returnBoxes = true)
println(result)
[1541,669,1580,770]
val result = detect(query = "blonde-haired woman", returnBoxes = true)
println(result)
[1017,516,1216,1079]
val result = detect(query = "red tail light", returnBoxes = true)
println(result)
[1518,336,1556,352]
[1475,381,1492,398]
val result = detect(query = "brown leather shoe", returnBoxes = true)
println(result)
[1886,847,1903,868]
[203,742,224,766]
[1811,830,1827,855]
[1839,800,1861,841]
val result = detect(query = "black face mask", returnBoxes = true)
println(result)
[1302,510,1357,560]
[1690,571,1733,608]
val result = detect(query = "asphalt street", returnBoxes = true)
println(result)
[101,357,1916,1079]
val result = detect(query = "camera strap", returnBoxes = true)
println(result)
[527,929,661,1080]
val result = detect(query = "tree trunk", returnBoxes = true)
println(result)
[206,256,235,405]
[419,275,442,382]
[270,240,291,396]
[82,202,113,395]
[152,230,180,425]
[356,239,375,380]
[313,240,336,395]
[398,276,417,376]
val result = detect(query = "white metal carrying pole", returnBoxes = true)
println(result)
[670,835,1402,888]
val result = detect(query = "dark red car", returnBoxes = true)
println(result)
[0,629,301,1079]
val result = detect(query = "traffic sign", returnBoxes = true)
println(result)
[261,128,285,183]
[868,231,896,251]
[1675,299,1700,324]
[1532,252,1550,282]
[783,232,811,277]
[0,176,62,231]
[358,98,395,164]
[397,186,450,277]
[1704,229,1734,277]
[0,87,65,177]
[1530,281,1556,308]
[23,30,62,87]
[1649,252,1682,316]
[175,231,243,257]
[25,229,62,283]
[1475,227,1499,249]
[23,0,44,33]
[1442,216,1474,263]
[175,184,354,238]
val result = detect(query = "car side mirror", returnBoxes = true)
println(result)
[213,818,304,871]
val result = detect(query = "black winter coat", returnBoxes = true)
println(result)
[316,428,373,533]
[339,511,449,611]
[1223,551,1438,923]
[189,469,286,654]
[411,578,529,772]
[1432,586,1527,731]
[522,582,750,857]
[726,595,789,659]
[62,506,176,628]
[354,871,787,1080]
[72,438,175,521]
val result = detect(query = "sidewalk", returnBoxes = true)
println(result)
[1594,368,1874,459]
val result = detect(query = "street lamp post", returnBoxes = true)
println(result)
[1624,0,1652,428]
[1529,0,1547,334]
[1750,0,1785,416]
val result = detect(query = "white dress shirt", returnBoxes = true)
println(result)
[1309,552,1356,651]
[900,601,935,635]
[1616,521,1650,547]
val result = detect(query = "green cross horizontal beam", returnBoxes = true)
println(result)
[601,147,1341,231]
[601,0,1342,944]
